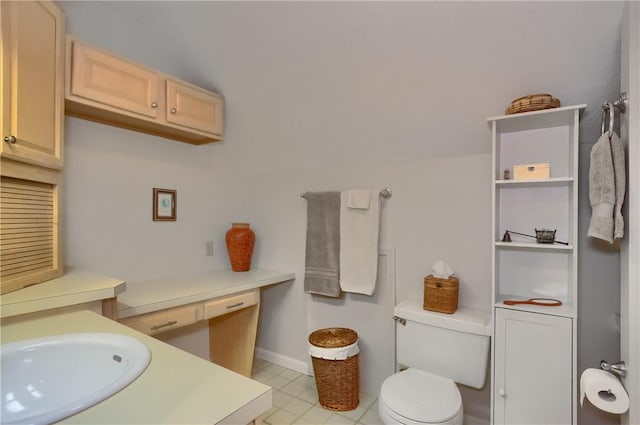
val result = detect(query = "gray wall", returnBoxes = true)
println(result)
[58,2,625,423]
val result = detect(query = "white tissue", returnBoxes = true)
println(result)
[580,368,629,414]
[432,260,454,279]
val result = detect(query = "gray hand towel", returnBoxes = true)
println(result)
[304,191,341,297]
[588,133,615,242]
[611,132,626,240]
[588,132,626,243]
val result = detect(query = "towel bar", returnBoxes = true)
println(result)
[601,92,628,137]
[301,188,392,199]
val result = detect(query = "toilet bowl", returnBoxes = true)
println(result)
[378,299,490,425]
[379,368,463,425]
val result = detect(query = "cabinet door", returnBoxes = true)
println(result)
[0,1,64,169]
[0,171,63,295]
[70,41,160,119]
[494,308,572,425]
[166,79,223,135]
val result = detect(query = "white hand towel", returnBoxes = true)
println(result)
[339,189,380,296]
[348,189,371,210]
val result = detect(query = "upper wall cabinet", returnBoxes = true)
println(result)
[0,0,65,169]
[65,38,224,145]
[0,0,65,295]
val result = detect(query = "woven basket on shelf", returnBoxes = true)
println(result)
[506,94,560,115]
[423,275,459,314]
[309,328,360,411]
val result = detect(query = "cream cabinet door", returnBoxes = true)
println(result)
[69,41,160,119]
[494,308,573,425]
[0,1,64,169]
[166,79,223,135]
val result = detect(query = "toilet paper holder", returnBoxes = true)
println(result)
[600,360,627,378]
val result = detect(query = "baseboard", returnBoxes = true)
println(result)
[255,347,310,375]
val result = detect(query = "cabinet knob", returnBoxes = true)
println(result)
[170,108,177,114]
[3,135,17,144]
[498,389,506,398]
[150,101,158,108]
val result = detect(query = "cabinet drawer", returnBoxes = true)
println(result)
[204,290,258,319]
[120,304,199,336]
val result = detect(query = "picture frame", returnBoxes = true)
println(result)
[153,188,177,221]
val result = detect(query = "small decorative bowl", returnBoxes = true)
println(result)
[535,228,556,244]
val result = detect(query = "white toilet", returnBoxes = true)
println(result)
[379,299,491,425]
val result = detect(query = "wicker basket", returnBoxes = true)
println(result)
[506,94,560,115]
[423,275,459,314]
[309,328,360,411]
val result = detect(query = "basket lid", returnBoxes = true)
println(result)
[308,328,358,348]
[505,93,560,115]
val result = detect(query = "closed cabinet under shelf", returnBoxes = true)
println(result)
[66,38,224,145]
[494,308,573,425]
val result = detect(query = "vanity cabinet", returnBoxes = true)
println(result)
[0,0,65,295]
[488,105,585,424]
[0,0,64,169]
[119,287,261,377]
[66,38,224,144]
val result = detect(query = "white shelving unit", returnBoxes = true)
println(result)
[489,104,585,425]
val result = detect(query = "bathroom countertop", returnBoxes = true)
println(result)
[0,269,126,319]
[118,268,295,318]
[0,310,272,424]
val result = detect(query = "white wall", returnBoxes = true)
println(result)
[59,2,626,422]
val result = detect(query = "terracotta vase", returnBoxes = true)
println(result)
[225,223,255,272]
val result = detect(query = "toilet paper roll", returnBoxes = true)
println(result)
[580,368,629,414]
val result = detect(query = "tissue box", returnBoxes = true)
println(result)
[423,275,459,314]
[513,163,550,180]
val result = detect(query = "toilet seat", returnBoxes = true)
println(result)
[379,368,463,424]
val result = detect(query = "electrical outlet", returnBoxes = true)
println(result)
[205,241,214,256]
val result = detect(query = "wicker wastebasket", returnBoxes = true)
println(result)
[308,328,360,411]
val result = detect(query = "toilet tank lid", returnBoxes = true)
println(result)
[395,299,491,336]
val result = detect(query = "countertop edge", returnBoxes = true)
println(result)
[118,270,295,319]
[0,269,126,319]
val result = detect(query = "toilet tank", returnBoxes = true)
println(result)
[395,299,491,389]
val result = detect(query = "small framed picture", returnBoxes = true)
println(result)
[153,188,176,221]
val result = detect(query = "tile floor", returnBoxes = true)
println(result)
[251,359,383,425]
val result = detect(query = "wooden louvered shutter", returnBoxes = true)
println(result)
[0,176,61,294]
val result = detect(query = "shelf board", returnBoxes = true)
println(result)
[494,295,576,319]
[487,104,587,122]
[495,177,574,186]
[495,241,573,251]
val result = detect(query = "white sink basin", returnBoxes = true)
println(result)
[1,332,151,425]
